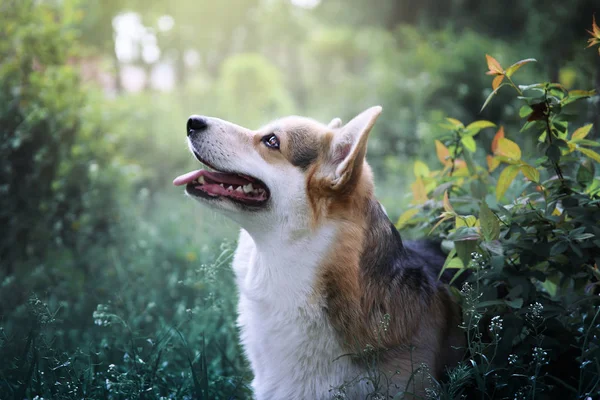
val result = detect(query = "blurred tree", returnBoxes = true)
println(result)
[0,0,121,274]
[131,0,262,86]
[77,0,130,92]
[215,53,294,127]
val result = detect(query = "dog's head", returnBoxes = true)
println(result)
[174,106,382,234]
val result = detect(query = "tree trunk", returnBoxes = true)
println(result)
[112,46,123,95]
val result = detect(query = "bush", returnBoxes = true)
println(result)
[399,49,600,398]
[0,3,250,398]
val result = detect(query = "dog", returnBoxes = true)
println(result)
[174,107,464,399]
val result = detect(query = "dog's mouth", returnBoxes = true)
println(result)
[173,164,269,207]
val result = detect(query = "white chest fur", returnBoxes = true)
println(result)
[232,229,368,400]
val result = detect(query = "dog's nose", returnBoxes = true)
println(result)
[187,115,208,136]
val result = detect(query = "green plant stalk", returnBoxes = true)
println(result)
[578,306,600,396]
[449,131,461,178]
[505,75,523,96]
[543,93,565,183]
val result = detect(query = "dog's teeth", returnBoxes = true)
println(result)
[219,183,224,188]
[235,186,243,193]
[198,176,205,184]
[227,185,234,191]
[243,183,254,193]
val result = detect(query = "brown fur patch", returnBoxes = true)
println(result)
[253,119,330,170]
[310,168,464,380]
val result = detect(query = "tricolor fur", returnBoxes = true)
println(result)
[174,107,465,399]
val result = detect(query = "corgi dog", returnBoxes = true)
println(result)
[173,107,464,399]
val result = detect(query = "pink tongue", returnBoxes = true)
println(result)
[173,170,252,186]
[173,170,203,186]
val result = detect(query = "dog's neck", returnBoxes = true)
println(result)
[238,220,338,307]
[239,189,399,311]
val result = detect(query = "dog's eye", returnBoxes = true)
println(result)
[262,134,280,149]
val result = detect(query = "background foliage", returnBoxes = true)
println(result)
[0,0,599,398]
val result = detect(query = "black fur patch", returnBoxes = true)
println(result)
[287,129,319,169]
[360,200,444,296]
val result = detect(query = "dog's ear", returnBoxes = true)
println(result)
[327,117,343,129]
[328,106,382,191]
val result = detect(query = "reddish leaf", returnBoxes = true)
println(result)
[491,126,505,153]
[485,54,504,75]
[592,14,600,37]
[443,191,454,213]
[435,140,450,166]
[492,75,504,90]
[411,177,428,204]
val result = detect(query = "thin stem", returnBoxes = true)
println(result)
[449,131,461,177]
[505,75,523,96]
[578,306,600,396]
[543,93,565,184]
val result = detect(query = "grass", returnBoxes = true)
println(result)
[0,191,251,399]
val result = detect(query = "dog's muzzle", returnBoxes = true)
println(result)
[187,115,208,137]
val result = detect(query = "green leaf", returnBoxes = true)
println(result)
[546,144,561,163]
[519,105,533,118]
[575,139,600,147]
[480,83,511,112]
[481,240,503,255]
[438,249,458,279]
[571,124,593,141]
[464,120,496,136]
[445,257,464,269]
[505,58,536,77]
[455,240,478,268]
[397,208,419,229]
[519,83,545,92]
[576,160,595,186]
[562,89,596,105]
[456,215,478,228]
[520,164,540,182]
[578,147,600,163]
[504,298,524,309]
[413,160,430,177]
[461,136,476,153]
[496,165,520,201]
[448,226,480,241]
[496,137,521,160]
[476,300,508,309]
[550,241,568,256]
[479,201,500,241]
[445,118,464,128]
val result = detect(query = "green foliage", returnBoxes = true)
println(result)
[401,51,600,399]
[215,53,294,128]
[0,3,248,399]
[0,0,120,269]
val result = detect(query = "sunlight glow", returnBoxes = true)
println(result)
[157,15,174,32]
[290,0,320,9]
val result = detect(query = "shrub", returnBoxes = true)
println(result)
[0,0,125,273]
[399,41,600,398]
[0,3,250,398]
